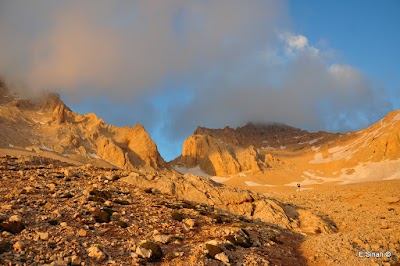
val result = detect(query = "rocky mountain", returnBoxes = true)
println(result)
[0,82,166,172]
[1,81,399,265]
[172,112,400,188]
[172,123,337,176]
[0,82,330,233]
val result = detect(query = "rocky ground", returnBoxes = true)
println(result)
[0,155,308,265]
[274,181,400,266]
[1,154,399,265]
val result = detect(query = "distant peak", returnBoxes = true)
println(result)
[194,126,208,135]
[40,93,71,112]
[241,121,294,129]
[131,124,148,134]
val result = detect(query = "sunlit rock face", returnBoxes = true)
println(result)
[0,84,166,171]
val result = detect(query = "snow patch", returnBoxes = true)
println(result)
[293,160,400,186]
[299,137,323,145]
[173,165,231,183]
[328,146,345,153]
[173,165,212,178]
[262,146,276,150]
[245,181,279,187]
[309,137,323,144]
[284,170,339,187]
[310,146,353,163]
[89,152,101,159]
[311,146,320,151]
[39,144,54,152]
[310,125,388,165]
[33,118,48,125]
[211,176,231,183]
[338,160,400,184]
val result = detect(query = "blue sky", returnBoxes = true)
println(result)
[0,1,399,161]
[289,0,400,108]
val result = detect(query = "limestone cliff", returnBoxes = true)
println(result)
[0,85,166,171]
[176,133,266,176]
[172,123,335,176]
[173,112,400,186]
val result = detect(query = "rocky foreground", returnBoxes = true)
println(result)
[0,155,317,265]
[275,181,400,266]
[0,154,399,266]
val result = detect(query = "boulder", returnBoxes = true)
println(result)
[136,242,163,262]
[122,173,335,233]
[87,246,106,261]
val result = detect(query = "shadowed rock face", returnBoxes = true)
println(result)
[193,123,334,149]
[0,87,166,171]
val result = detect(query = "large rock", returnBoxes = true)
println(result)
[96,137,134,170]
[0,221,25,234]
[87,246,106,261]
[108,124,166,170]
[88,118,167,171]
[136,242,163,262]
[121,173,335,234]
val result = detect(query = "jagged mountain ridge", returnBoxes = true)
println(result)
[1,81,399,265]
[194,122,336,148]
[0,83,166,171]
[172,111,400,187]
[172,122,338,176]
[2,79,400,187]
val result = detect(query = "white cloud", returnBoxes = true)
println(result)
[0,1,393,158]
[0,0,284,98]
[279,32,319,57]
[287,34,308,49]
[329,64,361,79]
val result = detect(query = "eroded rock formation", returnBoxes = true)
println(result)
[0,87,166,171]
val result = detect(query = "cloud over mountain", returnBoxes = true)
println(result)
[0,1,393,160]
